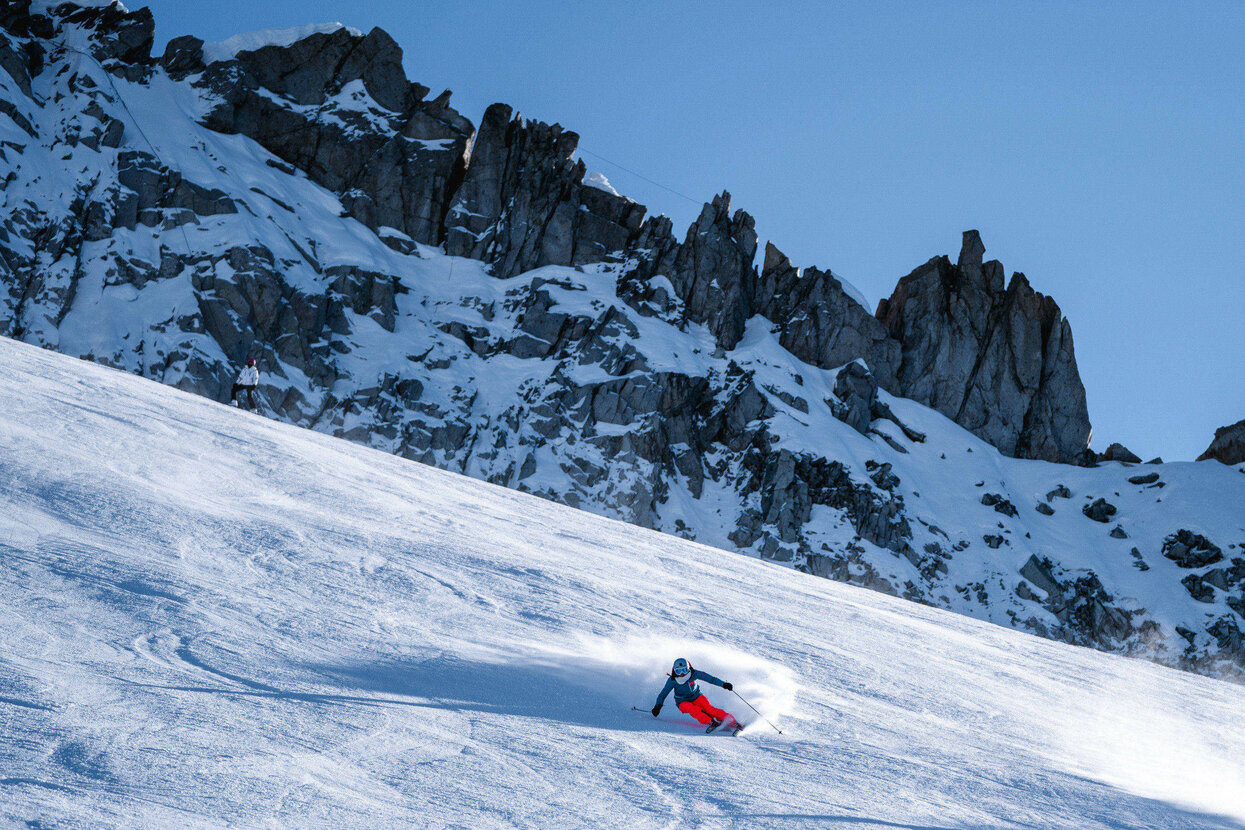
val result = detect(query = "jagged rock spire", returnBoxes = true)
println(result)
[876,234,1090,463]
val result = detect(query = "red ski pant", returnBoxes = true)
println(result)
[678,694,729,725]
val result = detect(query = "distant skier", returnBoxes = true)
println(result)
[651,657,742,734]
[230,357,259,410]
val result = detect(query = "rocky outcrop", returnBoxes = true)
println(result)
[1198,419,1245,465]
[757,243,898,386]
[734,449,916,566]
[828,361,924,445]
[660,192,758,349]
[1099,442,1141,464]
[981,493,1018,517]
[1082,498,1117,523]
[1017,555,1142,648]
[876,231,1090,463]
[831,361,879,435]
[0,3,1095,466]
[187,24,1091,464]
[443,103,647,277]
[59,1,155,74]
[195,25,474,246]
[1163,531,1224,569]
[115,150,238,228]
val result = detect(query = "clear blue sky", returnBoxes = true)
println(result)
[140,0,1244,461]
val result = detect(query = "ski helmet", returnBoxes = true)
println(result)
[246,357,256,366]
[671,658,690,679]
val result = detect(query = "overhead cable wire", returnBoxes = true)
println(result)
[576,147,703,206]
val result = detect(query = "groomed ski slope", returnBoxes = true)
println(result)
[1,336,1243,830]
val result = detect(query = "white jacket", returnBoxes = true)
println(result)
[236,365,259,386]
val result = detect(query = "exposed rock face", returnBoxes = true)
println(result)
[876,231,1090,463]
[58,1,154,72]
[11,2,1245,685]
[443,103,647,277]
[827,361,924,446]
[662,192,758,349]
[195,25,474,246]
[1198,419,1245,465]
[735,450,917,567]
[757,243,898,386]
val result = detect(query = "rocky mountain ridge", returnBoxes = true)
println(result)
[2,1,1243,681]
[36,0,1091,465]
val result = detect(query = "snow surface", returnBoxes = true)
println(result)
[585,170,621,196]
[201,24,363,65]
[2,336,1244,828]
[828,267,872,312]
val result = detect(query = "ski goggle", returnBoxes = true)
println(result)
[673,669,690,680]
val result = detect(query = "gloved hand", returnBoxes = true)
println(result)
[722,682,733,691]
[651,705,661,717]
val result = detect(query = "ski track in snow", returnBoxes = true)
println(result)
[1,337,1244,828]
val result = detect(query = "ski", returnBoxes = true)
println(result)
[633,707,742,736]
[706,718,744,736]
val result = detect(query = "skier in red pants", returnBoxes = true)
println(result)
[651,657,742,734]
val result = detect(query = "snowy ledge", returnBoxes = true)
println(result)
[202,23,364,65]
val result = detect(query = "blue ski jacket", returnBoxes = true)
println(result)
[654,669,727,708]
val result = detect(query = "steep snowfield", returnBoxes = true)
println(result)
[2,337,1245,828]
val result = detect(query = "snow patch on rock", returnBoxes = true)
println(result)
[202,23,362,65]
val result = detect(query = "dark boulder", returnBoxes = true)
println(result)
[1182,574,1216,603]
[1128,472,1160,485]
[831,361,877,435]
[1100,442,1142,464]
[1082,498,1117,523]
[981,493,1018,517]
[1162,530,1224,568]
[160,35,205,80]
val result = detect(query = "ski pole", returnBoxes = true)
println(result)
[732,689,783,734]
